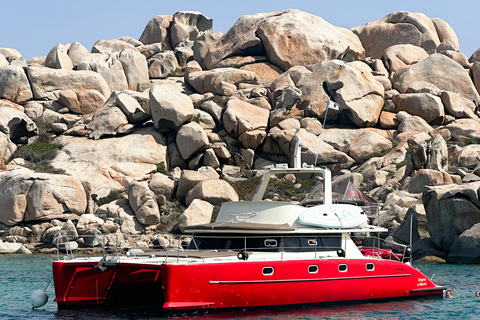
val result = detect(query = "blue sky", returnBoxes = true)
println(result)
[2,0,479,60]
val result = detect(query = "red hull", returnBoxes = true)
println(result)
[53,258,444,311]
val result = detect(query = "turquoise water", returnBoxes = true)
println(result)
[1,254,480,319]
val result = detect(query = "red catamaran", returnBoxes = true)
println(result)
[52,138,445,312]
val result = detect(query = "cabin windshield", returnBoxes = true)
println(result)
[188,234,342,252]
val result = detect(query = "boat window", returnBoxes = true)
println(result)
[264,239,277,247]
[308,239,317,246]
[366,263,375,271]
[263,266,274,275]
[338,264,348,272]
[308,265,318,273]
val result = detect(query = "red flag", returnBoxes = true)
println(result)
[343,180,378,218]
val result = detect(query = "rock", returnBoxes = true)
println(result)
[139,15,173,49]
[176,122,209,159]
[83,229,104,247]
[0,48,21,62]
[186,66,257,96]
[382,44,429,74]
[0,106,37,143]
[45,43,73,70]
[239,62,282,87]
[77,53,129,92]
[223,98,270,139]
[447,223,480,263]
[185,178,239,206]
[412,238,448,261]
[41,226,62,244]
[50,123,68,133]
[52,127,166,208]
[423,182,480,251]
[170,11,212,48]
[115,92,150,124]
[451,145,480,169]
[392,53,480,102]
[148,172,174,200]
[148,52,179,79]
[427,134,448,172]
[0,65,33,103]
[392,204,429,245]
[85,105,131,139]
[407,169,449,193]
[300,117,322,135]
[440,91,476,118]
[352,11,453,58]
[299,60,384,127]
[27,66,111,101]
[68,42,89,66]
[193,109,216,130]
[0,242,31,254]
[150,82,194,130]
[177,199,214,232]
[176,170,210,203]
[192,32,223,70]
[76,214,104,235]
[331,172,363,194]
[0,131,16,165]
[167,142,187,169]
[202,148,220,169]
[397,115,433,134]
[198,99,224,123]
[92,39,137,55]
[118,49,149,91]
[0,168,87,226]
[393,93,444,124]
[58,89,107,115]
[127,181,160,225]
[348,130,392,161]
[206,9,361,71]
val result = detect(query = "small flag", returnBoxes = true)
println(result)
[327,99,339,110]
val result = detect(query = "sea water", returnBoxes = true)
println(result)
[1,254,480,320]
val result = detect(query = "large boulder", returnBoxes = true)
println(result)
[85,105,132,139]
[91,39,137,55]
[423,182,480,251]
[352,11,457,58]
[139,15,173,49]
[382,44,429,74]
[77,53,129,92]
[118,49,149,91]
[185,179,239,206]
[0,167,87,226]
[148,172,174,200]
[0,131,16,165]
[150,82,194,130]
[440,91,476,118]
[27,66,111,101]
[223,98,269,149]
[447,223,480,263]
[393,93,444,124]
[45,43,73,70]
[0,105,38,144]
[205,9,362,71]
[186,65,257,96]
[0,65,33,103]
[170,11,213,48]
[299,60,384,127]
[58,89,107,115]
[348,130,392,161]
[177,199,214,232]
[176,122,209,159]
[127,181,160,225]
[175,170,211,203]
[393,54,480,102]
[52,127,167,210]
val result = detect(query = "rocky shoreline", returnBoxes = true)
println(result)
[1,9,480,263]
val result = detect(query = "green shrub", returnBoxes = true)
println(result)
[235,78,258,87]
[192,113,201,123]
[156,161,167,174]
[97,190,124,207]
[15,142,62,163]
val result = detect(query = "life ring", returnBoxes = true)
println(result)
[237,250,249,260]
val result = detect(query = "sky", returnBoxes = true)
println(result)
[1,0,479,60]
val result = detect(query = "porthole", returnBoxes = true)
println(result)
[308,239,317,246]
[308,265,319,273]
[366,263,375,271]
[264,239,277,247]
[338,264,348,272]
[263,266,274,275]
